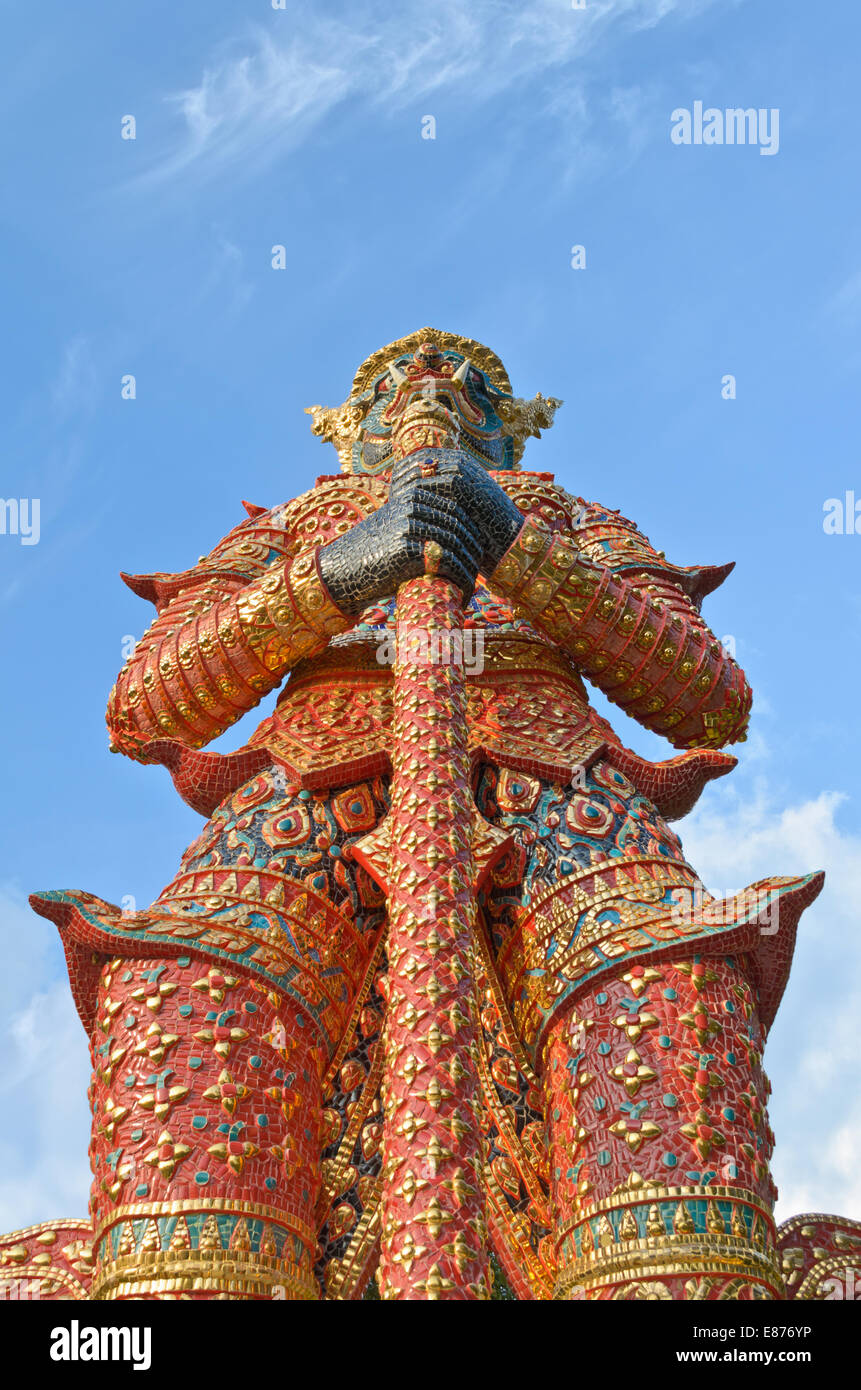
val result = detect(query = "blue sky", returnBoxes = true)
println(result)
[1,0,859,1233]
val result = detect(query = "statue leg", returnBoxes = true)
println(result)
[543,953,782,1300]
[474,758,815,1300]
[88,954,321,1300]
[34,770,393,1298]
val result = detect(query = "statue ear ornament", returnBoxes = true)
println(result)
[495,392,564,465]
[304,397,373,473]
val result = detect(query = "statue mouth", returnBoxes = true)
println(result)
[397,395,460,428]
[389,392,463,458]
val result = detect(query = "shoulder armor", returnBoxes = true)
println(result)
[564,499,733,608]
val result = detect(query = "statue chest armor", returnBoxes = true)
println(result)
[247,589,606,791]
[244,474,608,789]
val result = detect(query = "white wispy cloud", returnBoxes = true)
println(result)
[50,335,100,418]
[131,0,722,189]
[200,231,255,317]
[827,269,861,323]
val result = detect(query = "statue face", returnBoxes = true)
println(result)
[305,330,561,475]
[352,340,516,474]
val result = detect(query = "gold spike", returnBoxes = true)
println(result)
[168,1216,191,1252]
[619,1208,639,1241]
[118,1221,137,1258]
[731,1204,748,1239]
[199,1214,222,1252]
[646,1204,665,1238]
[673,1201,695,1236]
[139,1218,161,1254]
[230,1218,252,1252]
[597,1215,615,1249]
[706,1201,726,1235]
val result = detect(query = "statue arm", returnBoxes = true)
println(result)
[106,500,357,762]
[488,488,751,750]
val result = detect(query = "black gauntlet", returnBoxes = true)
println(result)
[318,449,524,617]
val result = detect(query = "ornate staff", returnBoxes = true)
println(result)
[337,370,522,1298]
[353,541,490,1299]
